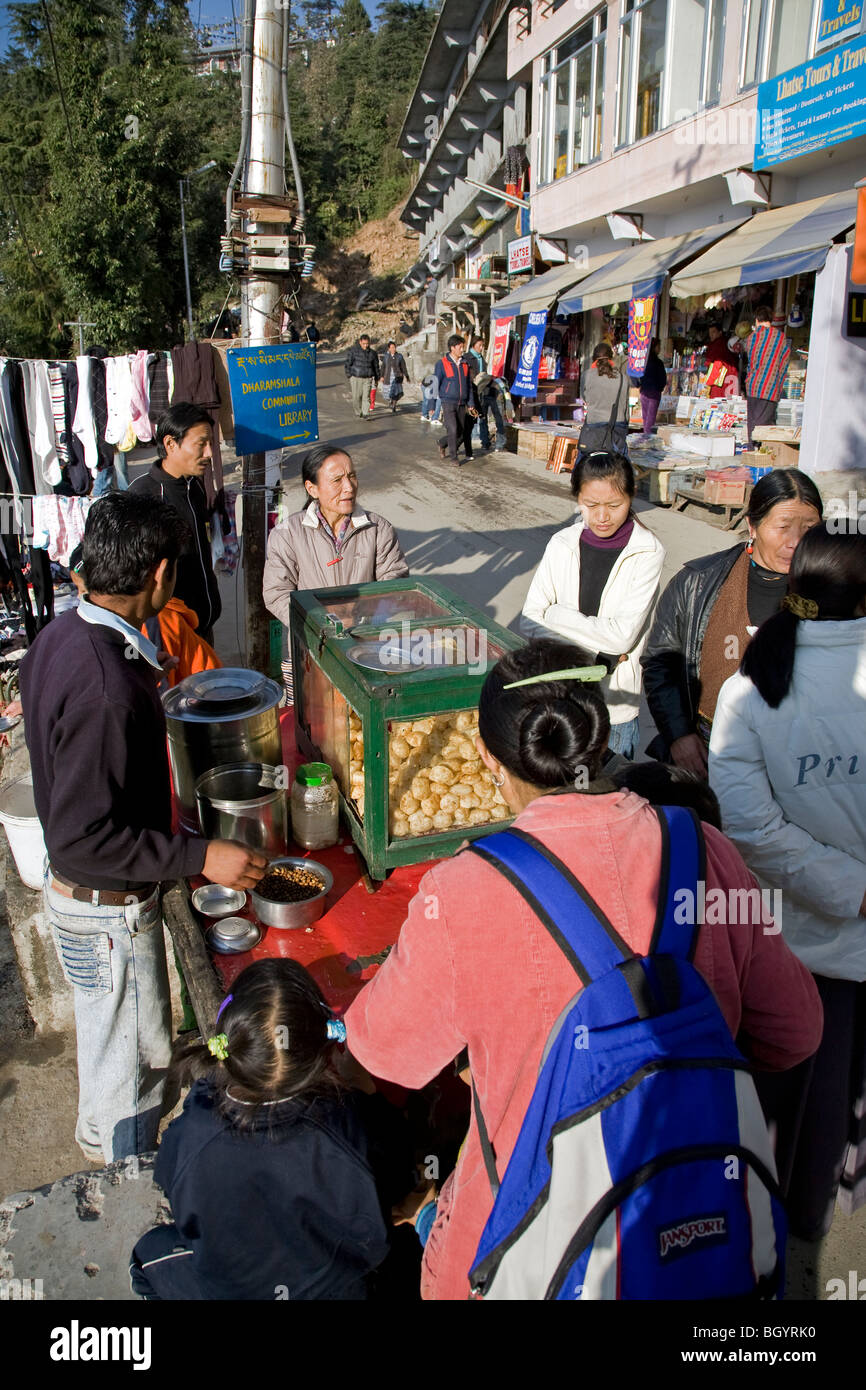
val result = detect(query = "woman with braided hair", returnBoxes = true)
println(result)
[345,638,821,1300]
[710,524,866,1239]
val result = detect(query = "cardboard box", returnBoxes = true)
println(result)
[759,440,801,468]
[669,430,736,458]
[704,467,749,505]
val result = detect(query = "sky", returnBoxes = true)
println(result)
[0,1,381,57]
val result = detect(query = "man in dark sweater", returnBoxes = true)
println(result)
[344,335,380,419]
[20,494,266,1163]
[129,402,222,644]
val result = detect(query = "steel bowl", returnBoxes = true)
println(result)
[205,917,262,955]
[191,884,248,918]
[250,856,333,930]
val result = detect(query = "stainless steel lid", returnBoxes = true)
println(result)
[163,668,282,723]
[191,884,248,917]
[205,916,262,954]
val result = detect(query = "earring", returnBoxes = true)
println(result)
[492,772,505,787]
[746,535,754,556]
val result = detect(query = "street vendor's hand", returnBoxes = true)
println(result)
[670,733,709,778]
[467,406,479,417]
[202,840,269,891]
[157,648,180,675]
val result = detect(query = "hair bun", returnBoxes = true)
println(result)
[518,695,607,786]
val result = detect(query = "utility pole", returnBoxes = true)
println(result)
[243,0,286,675]
[64,319,97,356]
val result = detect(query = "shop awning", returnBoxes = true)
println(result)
[491,251,619,320]
[669,190,858,299]
[558,223,745,314]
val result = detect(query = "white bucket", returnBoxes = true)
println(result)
[0,775,47,890]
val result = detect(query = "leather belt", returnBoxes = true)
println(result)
[49,868,158,907]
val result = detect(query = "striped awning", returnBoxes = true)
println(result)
[491,250,620,320]
[669,190,858,299]
[558,222,745,314]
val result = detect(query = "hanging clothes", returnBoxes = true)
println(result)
[20,360,61,492]
[71,355,100,477]
[0,359,35,496]
[104,355,134,446]
[57,362,90,496]
[128,349,153,442]
[170,342,224,499]
[147,352,171,433]
[31,495,94,566]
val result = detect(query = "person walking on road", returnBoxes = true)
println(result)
[381,341,410,414]
[345,334,379,419]
[741,306,791,446]
[420,371,441,426]
[435,335,479,466]
[19,493,266,1164]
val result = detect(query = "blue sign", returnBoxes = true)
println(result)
[226,344,318,454]
[511,310,548,397]
[816,0,862,51]
[754,33,866,169]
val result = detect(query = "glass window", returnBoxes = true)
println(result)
[618,16,634,145]
[537,12,606,184]
[636,0,666,138]
[666,0,725,122]
[619,0,728,144]
[741,0,816,87]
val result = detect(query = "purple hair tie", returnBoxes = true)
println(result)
[215,993,234,1025]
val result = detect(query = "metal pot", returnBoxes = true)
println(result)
[164,668,282,833]
[250,856,333,930]
[195,763,288,855]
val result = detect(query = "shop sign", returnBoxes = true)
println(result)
[816,0,863,51]
[627,294,658,377]
[754,33,866,169]
[508,235,533,274]
[847,291,866,336]
[511,310,548,396]
[227,344,319,455]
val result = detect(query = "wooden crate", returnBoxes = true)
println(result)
[547,436,579,473]
[532,431,553,462]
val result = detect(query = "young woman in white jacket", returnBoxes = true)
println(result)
[709,523,866,1239]
[521,452,665,758]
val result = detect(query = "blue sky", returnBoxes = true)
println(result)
[0,2,381,56]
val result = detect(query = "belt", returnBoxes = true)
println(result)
[49,868,158,907]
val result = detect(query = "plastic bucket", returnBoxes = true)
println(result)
[0,775,47,890]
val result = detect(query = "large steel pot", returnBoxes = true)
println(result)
[164,669,283,833]
[195,763,288,855]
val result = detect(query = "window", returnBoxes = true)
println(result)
[741,0,815,86]
[617,0,726,145]
[537,12,606,185]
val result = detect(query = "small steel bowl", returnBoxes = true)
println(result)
[191,884,248,917]
[250,856,333,930]
[205,917,262,955]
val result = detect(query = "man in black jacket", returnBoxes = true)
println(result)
[129,403,222,644]
[20,493,266,1163]
[345,335,379,419]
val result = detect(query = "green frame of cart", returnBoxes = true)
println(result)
[289,577,523,878]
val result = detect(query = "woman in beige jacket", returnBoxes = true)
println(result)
[263,444,409,699]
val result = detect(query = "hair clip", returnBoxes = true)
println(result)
[215,993,234,1024]
[503,665,607,690]
[782,593,819,620]
[326,1018,347,1043]
[207,1033,229,1061]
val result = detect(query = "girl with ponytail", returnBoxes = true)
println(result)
[709,524,866,1239]
[130,958,411,1300]
[344,638,822,1300]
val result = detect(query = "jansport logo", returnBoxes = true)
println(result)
[659,1213,728,1260]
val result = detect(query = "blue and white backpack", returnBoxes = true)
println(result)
[467,805,786,1301]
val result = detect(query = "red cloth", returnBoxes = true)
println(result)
[345,789,823,1301]
[705,336,740,399]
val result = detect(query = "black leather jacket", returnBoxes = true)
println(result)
[345,345,380,380]
[641,543,744,758]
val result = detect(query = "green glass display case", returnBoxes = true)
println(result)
[289,578,524,878]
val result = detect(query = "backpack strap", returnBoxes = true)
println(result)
[650,805,706,962]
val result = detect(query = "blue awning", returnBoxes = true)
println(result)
[559,222,746,314]
[669,190,858,298]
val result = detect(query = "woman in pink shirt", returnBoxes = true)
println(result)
[345,639,823,1301]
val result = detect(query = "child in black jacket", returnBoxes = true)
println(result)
[130,959,412,1301]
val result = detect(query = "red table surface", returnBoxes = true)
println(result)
[194,709,435,1013]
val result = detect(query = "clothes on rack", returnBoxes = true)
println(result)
[129,350,153,443]
[20,360,61,492]
[170,342,224,498]
[0,361,34,496]
[104,355,134,447]
[147,353,171,433]
[31,496,94,567]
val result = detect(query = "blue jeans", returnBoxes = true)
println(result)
[422,394,441,421]
[44,870,173,1161]
[606,716,640,760]
[476,395,505,449]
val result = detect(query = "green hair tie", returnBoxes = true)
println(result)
[207,1033,229,1061]
[502,665,608,690]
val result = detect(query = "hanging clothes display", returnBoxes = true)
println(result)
[20,360,61,492]
[31,496,94,567]
[0,360,35,496]
[104,355,134,446]
[128,349,153,443]
[147,352,171,432]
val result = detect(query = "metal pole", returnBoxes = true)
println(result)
[243,0,286,676]
[179,178,194,341]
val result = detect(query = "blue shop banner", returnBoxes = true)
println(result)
[816,0,862,51]
[226,344,318,455]
[511,310,548,397]
[754,33,866,169]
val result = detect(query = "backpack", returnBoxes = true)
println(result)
[466,806,786,1301]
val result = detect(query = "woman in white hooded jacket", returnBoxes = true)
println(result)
[709,523,866,1240]
[521,451,665,758]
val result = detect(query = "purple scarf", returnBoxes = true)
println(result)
[579,517,634,551]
